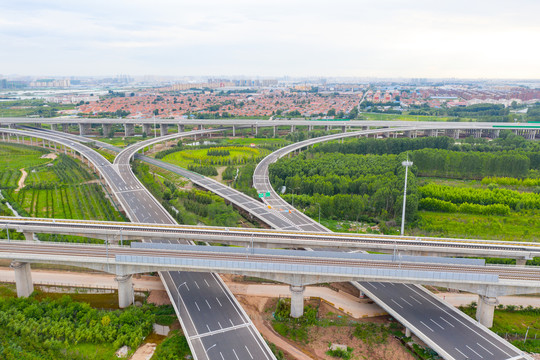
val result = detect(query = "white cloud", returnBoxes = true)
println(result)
[0,0,538,78]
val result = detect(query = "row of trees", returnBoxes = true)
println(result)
[419,197,511,215]
[411,149,530,179]
[207,149,230,157]
[419,183,540,210]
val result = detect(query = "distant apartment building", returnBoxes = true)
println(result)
[30,79,71,88]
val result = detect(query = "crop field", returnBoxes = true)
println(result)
[0,142,124,227]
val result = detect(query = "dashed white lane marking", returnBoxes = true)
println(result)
[219,352,225,360]
[232,348,240,360]
[455,347,468,358]
[194,281,200,289]
[218,321,222,329]
[391,299,403,308]
[477,342,494,356]
[466,345,483,358]
[229,318,234,327]
[206,324,211,332]
[400,297,412,306]
[216,297,222,307]
[195,302,200,311]
[367,283,377,289]
[206,299,212,309]
[439,316,455,328]
[430,318,444,330]
[410,295,422,304]
[245,346,253,359]
[420,321,434,332]
[204,279,210,287]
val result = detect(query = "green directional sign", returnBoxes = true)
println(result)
[259,192,271,198]
[258,193,264,198]
[265,192,271,197]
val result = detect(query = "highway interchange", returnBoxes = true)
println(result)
[1,120,538,359]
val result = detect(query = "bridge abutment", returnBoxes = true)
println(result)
[11,261,34,297]
[289,285,305,318]
[115,274,134,308]
[476,295,498,328]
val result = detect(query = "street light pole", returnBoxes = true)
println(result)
[316,203,321,223]
[401,155,413,236]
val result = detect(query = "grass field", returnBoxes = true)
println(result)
[413,210,540,242]
[162,146,267,168]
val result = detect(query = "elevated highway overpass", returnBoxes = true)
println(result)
[2,217,539,262]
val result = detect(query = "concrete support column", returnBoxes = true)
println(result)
[308,125,313,132]
[160,124,168,137]
[23,231,35,241]
[405,328,411,337]
[62,124,68,132]
[102,123,112,137]
[516,258,528,266]
[11,262,34,297]
[527,130,537,140]
[341,125,347,133]
[142,124,152,137]
[177,124,184,133]
[289,285,305,318]
[324,125,329,131]
[404,130,412,138]
[51,124,59,131]
[79,123,91,136]
[476,295,498,328]
[232,125,236,137]
[124,123,135,137]
[115,274,134,308]
[490,129,500,139]
[291,125,295,133]
[273,126,276,137]
[474,129,482,138]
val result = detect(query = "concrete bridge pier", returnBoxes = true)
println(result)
[526,130,537,140]
[11,261,34,297]
[324,125,330,131]
[160,124,168,137]
[142,124,152,137]
[8,124,17,129]
[289,285,305,318]
[446,129,460,139]
[489,129,500,139]
[51,124,59,132]
[273,126,276,137]
[62,124,68,132]
[405,328,411,337]
[341,125,347,133]
[177,124,184,133]
[426,129,438,137]
[79,123,91,136]
[102,123,113,137]
[124,123,135,137]
[404,130,412,138]
[476,295,498,328]
[232,125,236,137]
[116,274,134,308]
[23,231,35,241]
[308,125,313,132]
[516,258,528,266]
[474,129,482,138]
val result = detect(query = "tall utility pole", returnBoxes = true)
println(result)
[401,155,413,235]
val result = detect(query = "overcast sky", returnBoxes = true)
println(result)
[1,0,539,78]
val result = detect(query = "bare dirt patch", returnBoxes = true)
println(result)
[15,168,27,192]
[41,153,58,160]
[147,290,171,306]
[130,343,156,360]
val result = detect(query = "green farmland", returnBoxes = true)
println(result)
[0,142,125,241]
